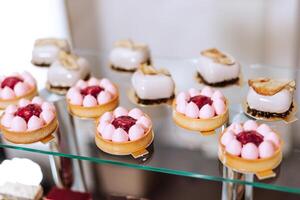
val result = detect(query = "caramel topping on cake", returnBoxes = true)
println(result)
[201,48,235,65]
[58,51,79,70]
[139,64,171,76]
[248,78,295,96]
[35,38,68,48]
[115,39,148,51]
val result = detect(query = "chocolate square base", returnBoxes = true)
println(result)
[111,59,151,72]
[197,72,239,87]
[247,103,294,118]
[136,93,174,105]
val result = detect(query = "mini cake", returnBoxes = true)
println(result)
[95,106,154,157]
[172,86,229,133]
[246,78,295,119]
[0,71,37,110]
[47,51,91,94]
[131,64,175,105]
[31,38,70,66]
[197,48,241,86]
[0,96,58,144]
[109,39,151,72]
[66,77,119,118]
[219,120,282,179]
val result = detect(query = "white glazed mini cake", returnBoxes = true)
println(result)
[32,38,70,66]
[197,48,240,86]
[47,51,91,94]
[131,65,175,104]
[246,78,295,118]
[109,39,151,72]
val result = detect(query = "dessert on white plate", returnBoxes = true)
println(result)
[246,78,295,119]
[31,38,70,67]
[47,51,91,95]
[197,48,241,86]
[109,39,151,72]
[131,64,175,105]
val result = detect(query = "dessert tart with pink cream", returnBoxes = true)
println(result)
[218,120,282,180]
[95,106,154,158]
[66,77,119,118]
[0,71,37,110]
[109,39,151,72]
[172,86,229,134]
[246,78,296,120]
[130,64,175,105]
[197,48,241,87]
[0,96,58,144]
[31,38,70,67]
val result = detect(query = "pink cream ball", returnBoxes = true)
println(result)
[10,116,27,132]
[200,86,214,97]
[76,79,88,89]
[27,115,44,131]
[14,82,30,97]
[176,101,187,114]
[101,123,115,140]
[185,102,199,118]
[40,110,55,124]
[221,130,235,146]
[112,128,129,142]
[259,141,275,158]
[128,124,145,141]
[87,77,100,86]
[227,122,244,135]
[264,131,280,147]
[212,99,226,115]
[241,143,259,160]
[225,139,242,156]
[113,107,128,117]
[1,87,16,100]
[176,92,190,103]
[41,102,56,112]
[82,95,98,107]
[69,90,83,105]
[128,108,144,120]
[100,112,114,124]
[188,88,201,97]
[136,116,152,130]
[211,90,225,101]
[5,105,17,114]
[256,124,272,137]
[1,114,14,128]
[243,120,258,131]
[97,91,112,105]
[199,104,215,119]
[31,96,44,105]
[18,99,31,107]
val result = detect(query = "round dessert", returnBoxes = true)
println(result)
[47,51,91,95]
[0,72,38,110]
[0,96,58,144]
[95,106,154,157]
[172,87,229,133]
[66,77,119,118]
[31,38,70,67]
[109,39,151,72]
[218,120,282,180]
[197,48,241,87]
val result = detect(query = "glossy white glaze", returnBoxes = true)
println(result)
[247,87,293,113]
[131,71,174,99]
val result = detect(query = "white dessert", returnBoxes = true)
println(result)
[32,38,70,66]
[47,52,90,88]
[109,40,150,71]
[197,48,240,84]
[131,65,175,100]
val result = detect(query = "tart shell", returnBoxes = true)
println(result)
[0,86,38,110]
[67,92,119,119]
[172,99,229,133]
[95,116,154,158]
[0,117,58,144]
[218,129,283,180]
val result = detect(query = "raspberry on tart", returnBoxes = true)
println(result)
[66,77,119,118]
[172,86,228,133]
[112,116,137,132]
[0,96,58,144]
[0,72,38,110]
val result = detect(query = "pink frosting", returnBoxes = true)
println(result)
[66,87,80,99]
[76,80,88,89]
[88,77,101,86]
[27,115,44,131]
[227,122,244,135]
[69,91,83,105]
[128,124,145,141]
[211,90,225,101]
[18,99,31,107]
[243,120,258,131]
[102,124,115,140]
[241,143,259,160]
[259,141,275,158]
[10,116,27,132]
[112,128,129,142]
[105,83,117,95]
[1,114,14,128]
[83,95,97,107]
[14,82,30,97]
[200,86,214,97]
[185,102,199,118]
[100,112,114,124]
[113,107,128,117]
[212,99,226,115]
[100,78,112,88]
[40,110,55,123]
[221,130,235,146]
[176,101,187,114]
[264,131,280,147]
[128,108,144,120]
[41,102,56,112]
[136,116,151,129]
[225,139,242,156]
[199,104,215,119]
[21,71,36,87]
[176,92,190,103]
[188,88,201,97]
[97,91,112,105]
[1,87,16,100]
[256,124,272,137]
[31,96,44,105]
[5,105,17,114]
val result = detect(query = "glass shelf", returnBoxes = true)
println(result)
[0,53,300,194]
